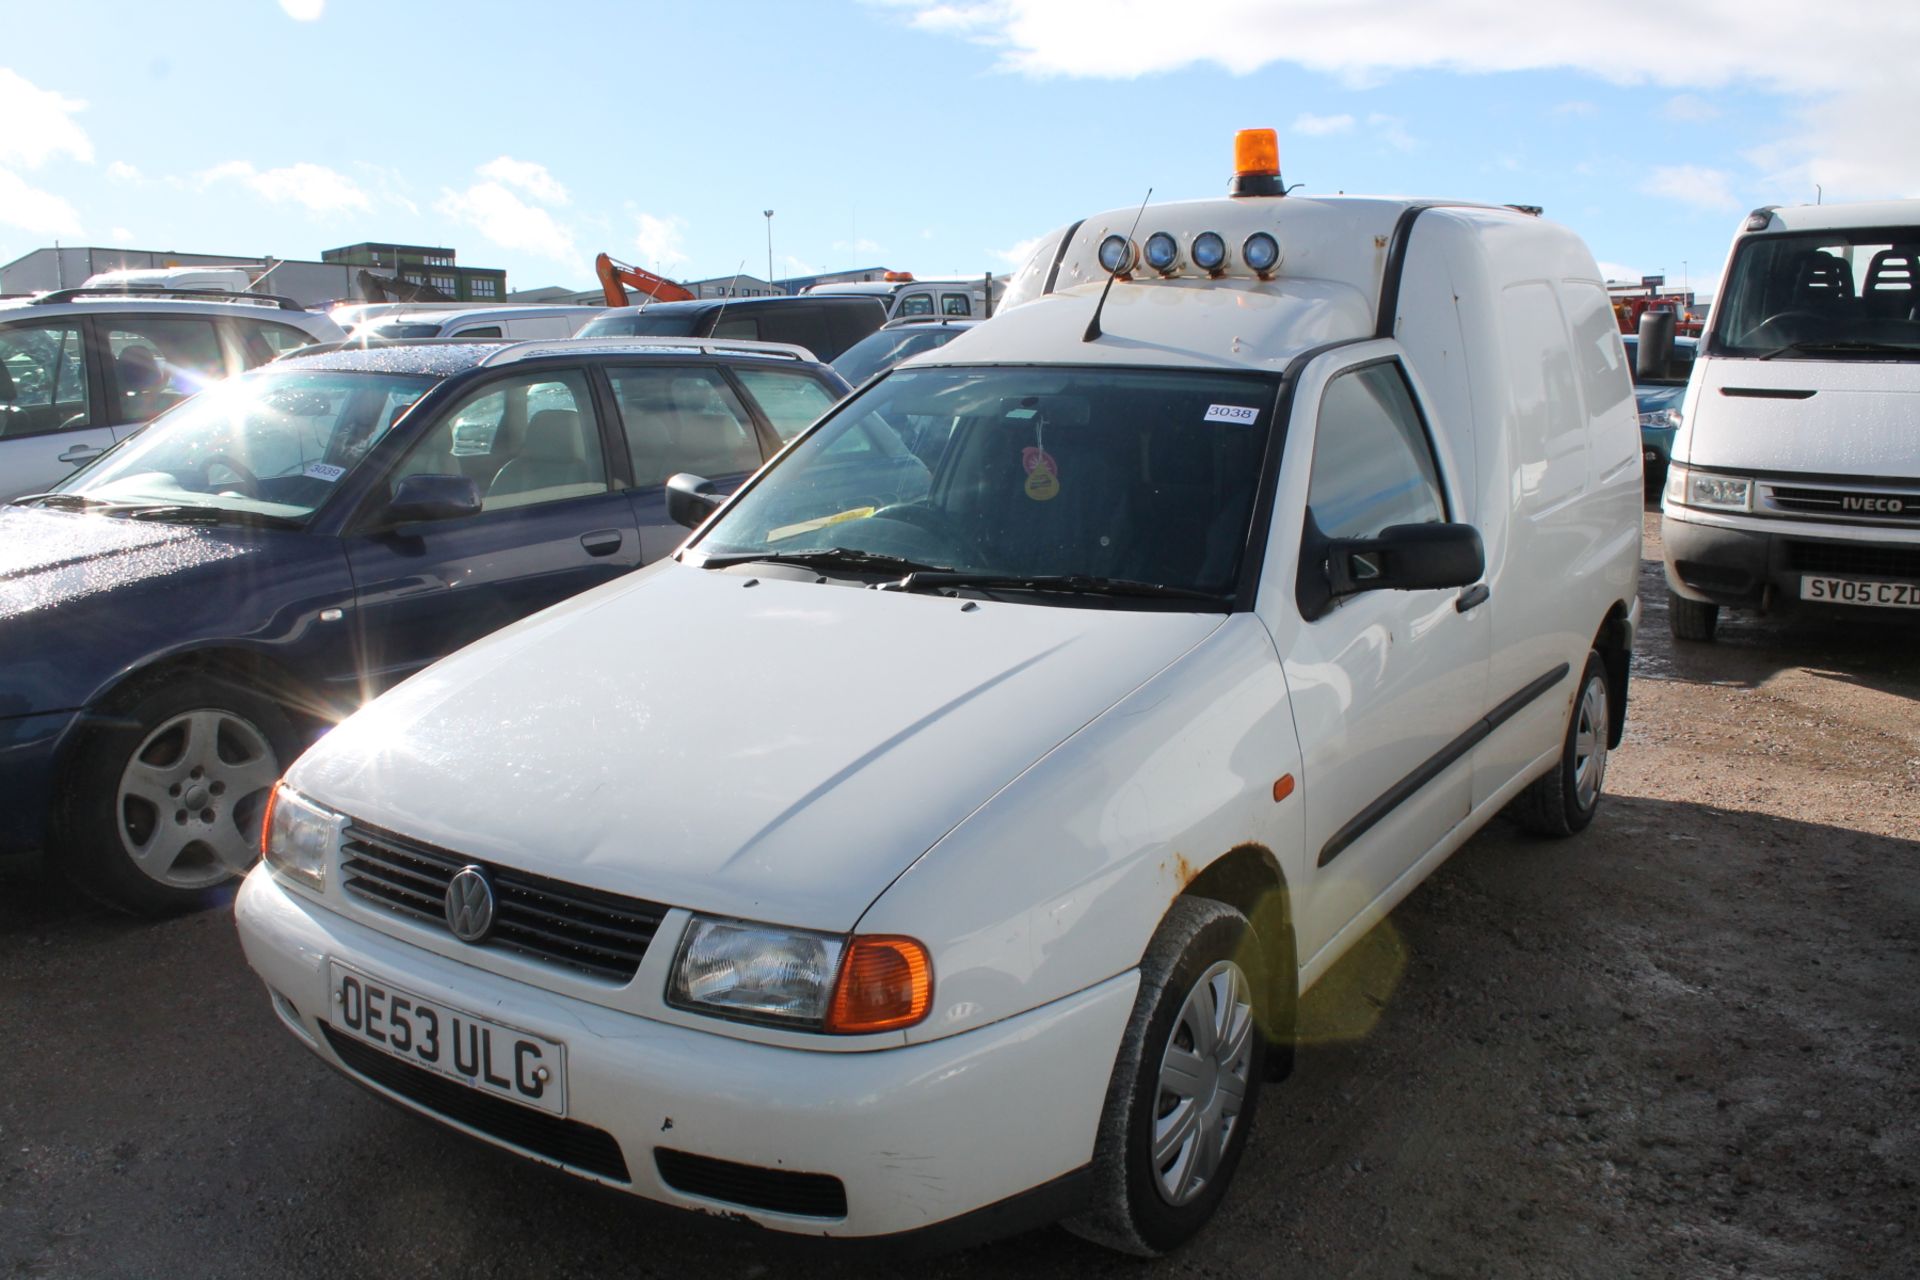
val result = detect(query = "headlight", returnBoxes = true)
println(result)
[1097,234,1137,275]
[262,784,337,889]
[1637,408,1682,429]
[669,916,932,1034]
[1665,464,1752,512]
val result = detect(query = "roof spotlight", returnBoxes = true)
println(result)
[1192,231,1227,274]
[1143,232,1180,273]
[1098,234,1138,275]
[1243,232,1279,276]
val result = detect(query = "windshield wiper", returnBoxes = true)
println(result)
[889,570,1232,603]
[1759,339,1920,360]
[117,504,302,530]
[696,548,954,576]
[8,492,116,510]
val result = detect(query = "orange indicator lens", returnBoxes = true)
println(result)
[826,936,934,1033]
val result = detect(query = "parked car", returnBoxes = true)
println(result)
[804,275,999,321]
[832,317,978,385]
[0,288,343,500]
[0,336,848,914]
[1663,198,1920,641]
[355,305,604,342]
[577,295,887,362]
[1621,332,1697,494]
[237,135,1639,1254]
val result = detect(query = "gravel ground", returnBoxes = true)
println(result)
[4,510,1917,1279]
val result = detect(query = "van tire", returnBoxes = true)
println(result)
[53,673,292,917]
[1065,897,1266,1256]
[1508,651,1609,839]
[1668,590,1718,642]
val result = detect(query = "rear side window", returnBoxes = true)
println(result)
[750,306,827,355]
[734,368,840,441]
[897,294,935,318]
[104,316,227,425]
[453,325,503,338]
[1305,363,1445,540]
[941,293,972,316]
[0,321,92,435]
[233,319,322,367]
[606,366,766,486]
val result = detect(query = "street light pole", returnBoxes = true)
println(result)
[763,210,774,295]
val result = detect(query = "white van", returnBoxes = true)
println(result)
[356,305,602,342]
[1661,198,1920,640]
[805,274,997,321]
[236,132,1640,1254]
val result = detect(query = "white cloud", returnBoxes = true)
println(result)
[0,166,83,236]
[1291,112,1354,136]
[106,160,141,183]
[898,1,1920,196]
[438,179,577,264]
[201,160,371,214]
[1662,93,1720,122]
[632,212,689,268]
[1642,164,1740,211]
[834,237,887,256]
[108,226,135,244]
[0,69,92,169]
[478,156,569,205]
[1368,112,1416,151]
[990,233,1045,268]
[278,0,325,20]
[1553,100,1596,117]
[781,254,822,277]
[1594,260,1644,284]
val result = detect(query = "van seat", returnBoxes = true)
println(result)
[1862,249,1920,319]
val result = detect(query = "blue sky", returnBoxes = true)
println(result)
[2,1,1913,300]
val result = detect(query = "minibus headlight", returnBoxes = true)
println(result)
[1242,232,1280,275]
[1666,465,1752,512]
[1192,231,1227,273]
[1098,234,1138,275]
[1143,231,1180,273]
[262,784,336,889]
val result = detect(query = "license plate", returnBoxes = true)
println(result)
[1800,576,1920,610]
[329,962,567,1115]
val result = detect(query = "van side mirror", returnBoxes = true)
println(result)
[1299,514,1485,619]
[388,473,482,524]
[666,472,725,529]
[1637,310,1677,380]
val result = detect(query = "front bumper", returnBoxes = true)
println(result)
[0,709,77,853]
[1662,510,1920,617]
[235,867,1136,1240]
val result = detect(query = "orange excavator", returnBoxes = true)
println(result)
[595,253,694,307]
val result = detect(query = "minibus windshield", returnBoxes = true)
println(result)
[1711,227,1920,358]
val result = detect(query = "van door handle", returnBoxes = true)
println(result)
[58,444,105,464]
[1456,583,1490,613]
[579,529,625,557]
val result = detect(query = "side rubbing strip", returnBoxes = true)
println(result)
[1042,219,1087,296]
[1317,662,1572,868]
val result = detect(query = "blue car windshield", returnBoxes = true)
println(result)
[62,369,433,523]
[692,365,1278,599]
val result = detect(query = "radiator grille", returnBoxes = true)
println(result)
[340,821,666,982]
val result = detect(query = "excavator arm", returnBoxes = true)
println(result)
[595,254,693,307]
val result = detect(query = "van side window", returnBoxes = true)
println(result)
[897,294,935,318]
[455,326,503,338]
[1305,363,1445,539]
[941,293,972,316]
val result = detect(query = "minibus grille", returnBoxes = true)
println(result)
[1784,541,1920,580]
[340,821,666,982]
[1765,484,1920,525]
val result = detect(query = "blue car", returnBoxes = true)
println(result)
[0,337,847,913]
[1622,333,1697,495]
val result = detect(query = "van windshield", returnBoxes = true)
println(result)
[576,311,702,338]
[691,365,1279,604]
[1711,227,1920,358]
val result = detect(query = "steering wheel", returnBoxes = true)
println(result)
[1757,309,1821,335]
[198,453,261,497]
[871,503,981,550]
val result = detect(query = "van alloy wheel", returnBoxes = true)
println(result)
[116,708,280,890]
[1506,648,1610,838]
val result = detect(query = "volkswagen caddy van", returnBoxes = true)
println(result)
[237,131,1641,1254]
[1661,198,1920,640]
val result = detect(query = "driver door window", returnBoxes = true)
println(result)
[389,370,609,514]
[1304,362,1446,540]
